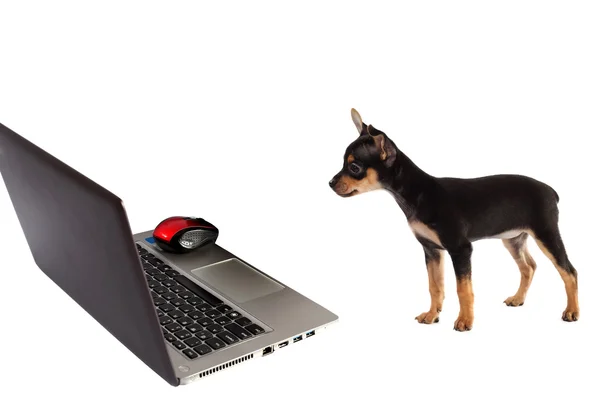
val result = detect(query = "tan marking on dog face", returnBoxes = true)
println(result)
[409,221,443,248]
[334,168,381,196]
[347,154,355,164]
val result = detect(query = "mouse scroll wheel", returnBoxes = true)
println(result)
[179,230,215,249]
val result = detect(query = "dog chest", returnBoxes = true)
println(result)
[409,220,443,248]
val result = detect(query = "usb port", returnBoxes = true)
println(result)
[293,335,303,343]
[278,341,289,348]
[306,330,315,338]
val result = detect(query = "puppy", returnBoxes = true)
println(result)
[329,108,579,331]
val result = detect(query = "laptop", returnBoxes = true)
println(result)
[0,123,338,386]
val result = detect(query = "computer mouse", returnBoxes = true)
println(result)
[153,216,219,253]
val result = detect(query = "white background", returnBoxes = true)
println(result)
[1,1,599,399]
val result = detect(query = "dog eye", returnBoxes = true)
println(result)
[349,162,362,174]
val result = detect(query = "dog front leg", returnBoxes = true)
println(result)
[449,243,474,332]
[416,246,444,324]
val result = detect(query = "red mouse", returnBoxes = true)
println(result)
[153,216,219,253]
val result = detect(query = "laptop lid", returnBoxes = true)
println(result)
[0,123,178,386]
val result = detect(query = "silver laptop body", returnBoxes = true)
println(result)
[0,122,338,386]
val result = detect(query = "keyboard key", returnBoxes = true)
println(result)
[162,279,176,288]
[178,291,193,300]
[216,305,233,313]
[178,317,193,326]
[173,341,186,350]
[197,318,213,327]
[157,311,164,317]
[173,275,224,306]
[153,297,166,306]
[196,331,212,341]
[186,324,203,334]
[196,303,212,312]
[154,274,168,282]
[153,286,169,295]
[225,323,253,340]
[205,337,226,350]
[188,310,204,320]
[142,253,153,260]
[147,258,164,268]
[159,316,173,325]
[184,337,201,348]
[162,292,177,301]
[147,268,162,276]
[151,292,159,298]
[142,261,153,271]
[193,344,212,356]
[164,332,176,342]
[175,330,192,340]
[165,323,183,333]
[214,316,231,325]
[217,331,239,345]
[205,309,221,319]
[168,310,185,319]
[170,298,186,307]
[147,280,160,289]
[246,324,265,335]
[170,285,185,294]
[227,312,242,320]
[179,304,195,314]
[156,264,171,272]
[159,303,176,313]
[182,348,198,359]
[166,270,180,278]
[187,297,203,306]
[206,324,224,334]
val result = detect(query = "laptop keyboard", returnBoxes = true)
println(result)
[136,243,266,360]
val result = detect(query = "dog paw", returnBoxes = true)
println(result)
[415,311,440,324]
[562,308,579,322]
[453,315,473,332]
[504,296,525,307]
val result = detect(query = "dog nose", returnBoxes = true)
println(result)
[329,178,337,188]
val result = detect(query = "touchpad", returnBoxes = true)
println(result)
[191,258,285,303]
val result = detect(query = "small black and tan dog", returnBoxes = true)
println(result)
[329,109,579,331]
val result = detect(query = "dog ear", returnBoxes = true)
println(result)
[351,108,367,135]
[368,125,396,166]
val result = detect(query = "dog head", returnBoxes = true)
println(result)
[329,108,397,197]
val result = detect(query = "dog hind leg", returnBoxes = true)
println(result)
[502,232,537,306]
[531,227,579,321]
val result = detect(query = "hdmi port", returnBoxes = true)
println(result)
[278,341,289,348]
